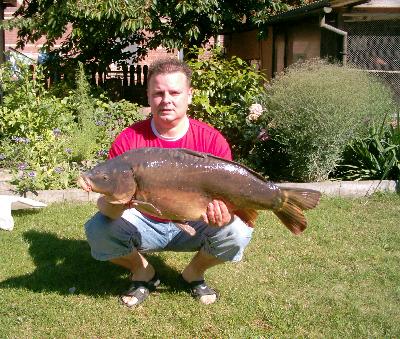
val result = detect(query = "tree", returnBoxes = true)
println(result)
[4,0,304,70]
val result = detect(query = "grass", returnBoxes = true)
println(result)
[1,193,399,338]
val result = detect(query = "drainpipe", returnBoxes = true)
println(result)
[0,2,5,64]
[320,8,348,66]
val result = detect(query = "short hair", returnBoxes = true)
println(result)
[147,58,192,86]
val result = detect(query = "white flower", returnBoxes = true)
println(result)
[249,103,263,115]
[247,103,264,121]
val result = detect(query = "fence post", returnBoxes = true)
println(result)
[136,65,142,85]
[29,64,35,80]
[122,64,128,86]
[90,65,97,85]
[129,65,135,86]
[98,70,104,87]
[143,65,148,87]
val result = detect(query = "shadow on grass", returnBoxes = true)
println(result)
[0,230,189,297]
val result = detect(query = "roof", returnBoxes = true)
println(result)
[266,0,369,24]
[355,0,400,8]
[1,0,17,6]
[353,0,400,12]
[330,0,369,7]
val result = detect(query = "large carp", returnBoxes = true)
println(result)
[78,147,321,235]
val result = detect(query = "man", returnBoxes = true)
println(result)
[84,58,253,307]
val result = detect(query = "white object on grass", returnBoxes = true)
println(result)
[0,195,47,231]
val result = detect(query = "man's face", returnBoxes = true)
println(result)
[147,72,192,126]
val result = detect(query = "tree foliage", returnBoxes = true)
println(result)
[3,0,301,70]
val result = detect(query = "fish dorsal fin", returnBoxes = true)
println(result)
[176,148,270,183]
[175,148,207,158]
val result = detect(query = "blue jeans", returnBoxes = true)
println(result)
[85,208,253,262]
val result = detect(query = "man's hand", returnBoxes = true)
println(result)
[202,199,233,227]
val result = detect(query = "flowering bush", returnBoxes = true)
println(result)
[0,61,142,195]
[188,47,268,161]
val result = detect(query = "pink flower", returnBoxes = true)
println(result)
[257,128,270,141]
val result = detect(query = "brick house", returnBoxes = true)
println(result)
[223,0,400,101]
[3,0,399,102]
[1,0,176,66]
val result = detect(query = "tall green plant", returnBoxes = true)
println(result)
[62,63,143,162]
[63,63,108,162]
[334,112,400,181]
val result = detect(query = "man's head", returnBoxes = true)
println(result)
[147,58,192,89]
[147,58,193,132]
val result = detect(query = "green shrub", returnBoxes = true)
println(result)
[187,47,267,160]
[333,114,400,181]
[0,61,74,139]
[0,61,142,195]
[253,59,398,182]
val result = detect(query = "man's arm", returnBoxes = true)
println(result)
[97,196,127,220]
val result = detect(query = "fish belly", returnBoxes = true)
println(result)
[135,185,211,221]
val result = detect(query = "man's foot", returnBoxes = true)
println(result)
[120,274,160,307]
[179,274,218,305]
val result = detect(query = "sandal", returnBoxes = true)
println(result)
[179,274,219,304]
[120,274,160,308]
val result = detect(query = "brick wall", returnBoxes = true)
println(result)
[4,3,178,65]
[139,47,178,66]
[4,3,64,61]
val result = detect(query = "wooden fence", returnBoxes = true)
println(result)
[93,64,148,87]
[39,64,150,105]
[92,64,149,104]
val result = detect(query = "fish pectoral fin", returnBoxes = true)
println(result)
[234,209,258,227]
[131,200,163,216]
[104,195,131,205]
[174,222,197,236]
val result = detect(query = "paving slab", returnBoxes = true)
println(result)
[22,189,100,203]
[278,180,399,197]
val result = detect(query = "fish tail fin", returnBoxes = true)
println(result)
[234,209,259,227]
[274,188,321,235]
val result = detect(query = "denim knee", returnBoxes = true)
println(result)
[84,212,110,247]
[204,217,253,262]
[84,212,135,261]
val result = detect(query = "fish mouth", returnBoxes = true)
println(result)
[78,175,92,192]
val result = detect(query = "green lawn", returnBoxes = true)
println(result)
[1,194,399,338]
